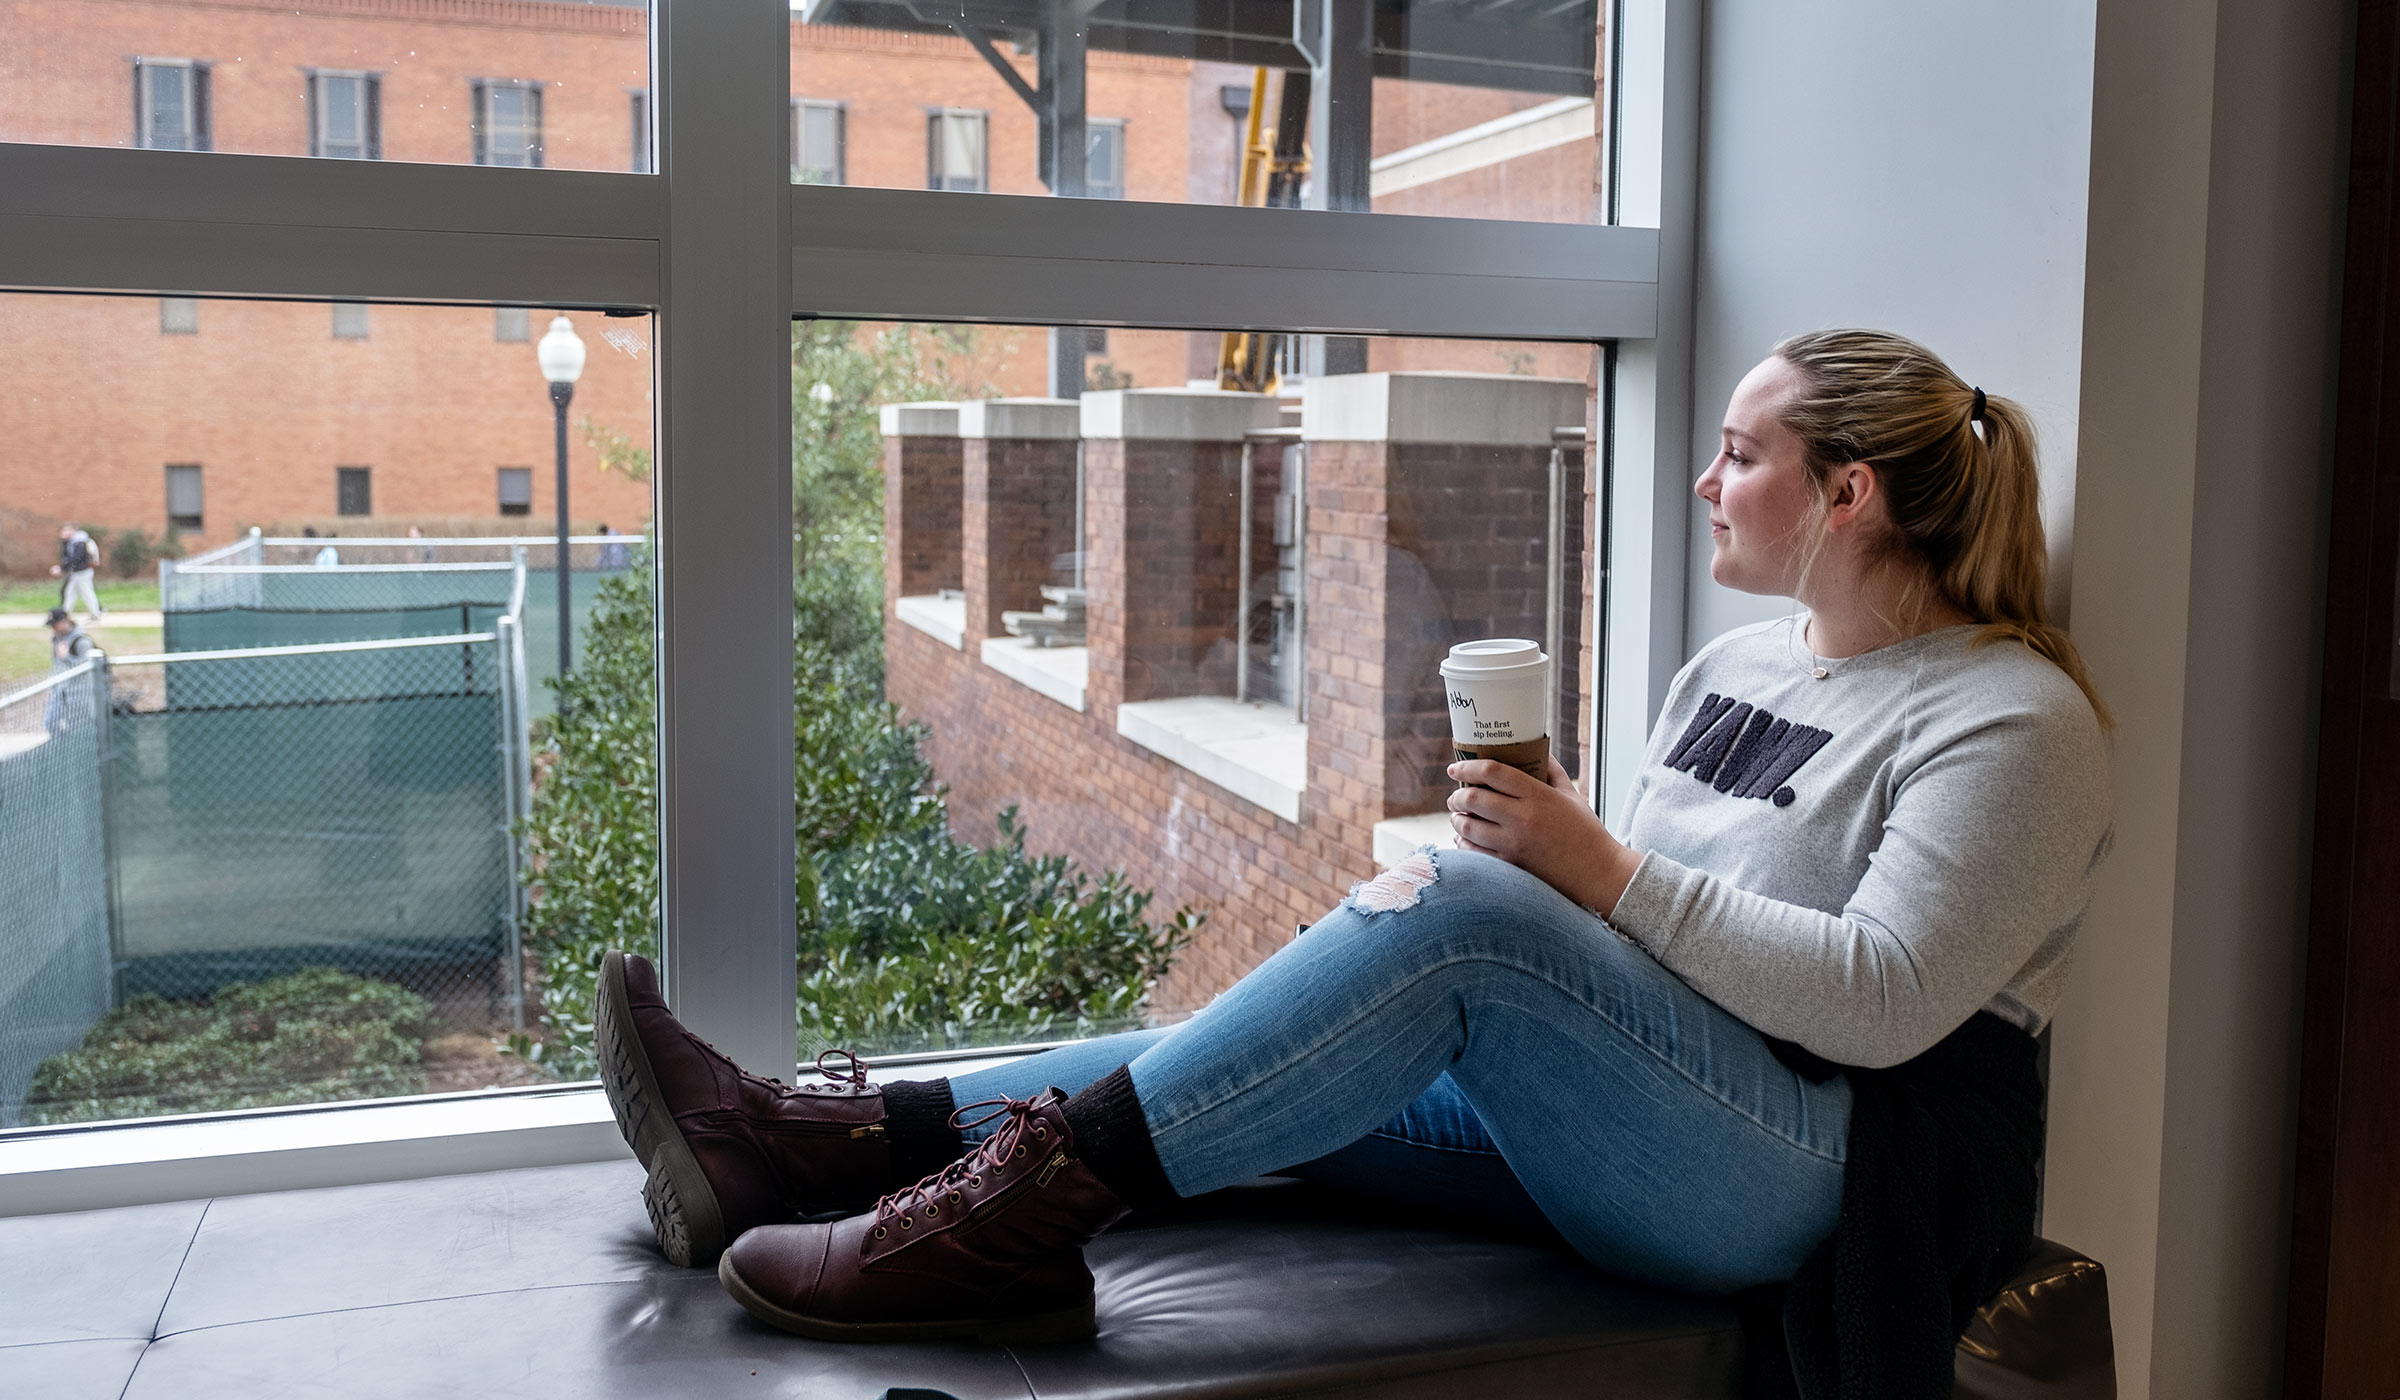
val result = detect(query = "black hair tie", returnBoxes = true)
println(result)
[1970,387,1987,424]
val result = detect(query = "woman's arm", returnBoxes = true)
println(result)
[1452,706,2112,1069]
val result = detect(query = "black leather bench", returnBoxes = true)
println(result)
[0,1158,2113,1398]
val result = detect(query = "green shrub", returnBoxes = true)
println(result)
[23,969,434,1125]
[522,322,1199,1078]
[800,809,1198,1055]
[100,525,185,580]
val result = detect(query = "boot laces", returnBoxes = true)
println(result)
[812,1048,870,1089]
[872,1092,1049,1236]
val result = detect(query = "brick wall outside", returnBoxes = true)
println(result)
[884,598,1371,1019]
[886,394,1593,1015]
[963,438,1078,641]
[1087,439,1251,704]
[0,295,657,575]
[883,434,964,603]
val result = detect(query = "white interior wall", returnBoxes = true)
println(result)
[1684,1,2100,645]
[1678,2,2347,1397]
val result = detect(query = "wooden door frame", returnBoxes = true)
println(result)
[2285,2,2400,1394]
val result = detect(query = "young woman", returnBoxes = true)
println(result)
[594,329,2114,1376]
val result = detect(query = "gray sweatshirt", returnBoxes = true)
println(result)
[1607,614,2114,1069]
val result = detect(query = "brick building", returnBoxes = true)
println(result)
[879,375,1595,1014]
[0,0,1594,567]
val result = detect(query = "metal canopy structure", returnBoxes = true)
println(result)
[801,0,1601,99]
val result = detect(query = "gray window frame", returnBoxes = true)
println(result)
[1086,118,1125,200]
[0,0,1691,1187]
[926,108,987,192]
[336,465,373,516]
[471,79,545,169]
[165,463,204,533]
[496,466,534,515]
[308,70,382,161]
[794,99,845,185]
[133,58,209,152]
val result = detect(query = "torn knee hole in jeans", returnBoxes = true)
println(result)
[1347,849,1439,913]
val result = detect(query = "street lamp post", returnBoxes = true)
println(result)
[537,315,587,685]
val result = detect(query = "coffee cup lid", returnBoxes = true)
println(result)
[1440,638,1546,677]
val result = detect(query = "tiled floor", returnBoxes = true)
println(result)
[0,1160,1739,1400]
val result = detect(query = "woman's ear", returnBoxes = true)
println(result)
[1823,461,1880,533]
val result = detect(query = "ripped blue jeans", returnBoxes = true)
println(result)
[950,847,1850,1294]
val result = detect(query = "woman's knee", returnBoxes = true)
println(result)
[1341,846,1551,920]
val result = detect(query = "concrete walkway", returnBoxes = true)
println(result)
[0,610,163,628]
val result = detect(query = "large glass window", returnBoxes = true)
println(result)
[5,0,1657,1168]
[776,320,1596,1059]
[0,293,658,1128]
[6,5,650,171]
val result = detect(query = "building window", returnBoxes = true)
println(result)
[331,302,370,339]
[497,467,534,516]
[471,81,544,168]
[133,59,210,151]
[495,306,531,342]
[336,466,373,517]
[794,100,845,185]
[630,90,651,174]
[165,464,204,533]
[160,297,198,334]
[927,109,987,192]
[308,71,381,160]
[1087,119,1126,200]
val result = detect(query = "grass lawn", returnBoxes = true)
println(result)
[0,578,162,614]
[0,621,163,693]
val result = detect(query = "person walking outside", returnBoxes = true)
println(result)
[49,523,104,621]
[593,329,2116,1397]
[42,607,97,736]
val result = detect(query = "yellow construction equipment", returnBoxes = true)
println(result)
[1217,67,1310,394]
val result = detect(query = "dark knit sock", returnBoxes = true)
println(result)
[1061,1066,1177,1211]
[881,1077,963,1185]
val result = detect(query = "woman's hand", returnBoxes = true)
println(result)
[1446,755,1642,918]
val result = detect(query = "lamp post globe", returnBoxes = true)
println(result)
[537,315,586,687]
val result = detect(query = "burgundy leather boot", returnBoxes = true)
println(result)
[594,949,895,1267]
[716,1089,1130,1343]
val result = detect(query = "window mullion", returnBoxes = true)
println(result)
[652,0,799,1076]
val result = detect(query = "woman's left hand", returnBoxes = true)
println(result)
[1447,756,1640,917]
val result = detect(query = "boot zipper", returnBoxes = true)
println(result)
[850,1124,885,1139]
[1036,1150,1069,1186]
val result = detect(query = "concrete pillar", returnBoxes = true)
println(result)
[959,398,1081,643]
[1079,388,1282,719]
[878,401,963,605]
[1301,372,1589,821]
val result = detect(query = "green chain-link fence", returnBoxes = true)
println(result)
[0,623,532,1126]
[107,632,527,1008]
[165,536,631,720]
[0,664,113,1127]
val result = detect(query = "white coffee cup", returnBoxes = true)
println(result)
[1439,639,1552,780]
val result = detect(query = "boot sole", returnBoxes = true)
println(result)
[595,951,728,1270]
[717,1251,1096,1345]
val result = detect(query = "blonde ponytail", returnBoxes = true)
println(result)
[1772,329,2113,730]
